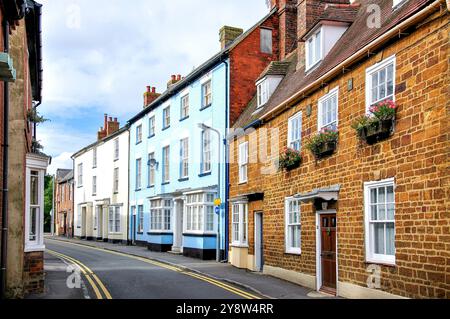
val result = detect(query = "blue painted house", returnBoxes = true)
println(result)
[127,9,282,260]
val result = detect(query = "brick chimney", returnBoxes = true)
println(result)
[296,0,350,70]
[167,74,182,88]
[144,86,161,108]
[97,114,120,140]
[270,0,298,59]
[219,26,244,50]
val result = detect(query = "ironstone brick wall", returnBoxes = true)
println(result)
[229,9,449,298]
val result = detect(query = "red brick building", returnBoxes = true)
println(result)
[228,0,449,299]
[0,0,48,298]
[54,169,74,238]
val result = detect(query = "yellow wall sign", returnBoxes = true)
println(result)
[214,198,222,206]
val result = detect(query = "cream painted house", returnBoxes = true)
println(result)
[73,116,129,244]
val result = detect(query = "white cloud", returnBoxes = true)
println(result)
[38,0,270,170]
[47,152,73,175]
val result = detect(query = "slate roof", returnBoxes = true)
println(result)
[59,170,74,183]
[56,169,72,180]
[235,0,434,127]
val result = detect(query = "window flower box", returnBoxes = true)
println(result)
[353,100,396,145]
[306,128,339,160]
[279,147,302,171]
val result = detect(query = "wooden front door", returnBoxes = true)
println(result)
[320,214,337,293]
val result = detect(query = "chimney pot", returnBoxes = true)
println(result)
[177,74,181,81]
[152,87,156,93]
[146,86,151,92]
[171,75,176,81]
[114,117,117,122]
[109,117,112,122]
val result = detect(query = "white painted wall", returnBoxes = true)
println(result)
[73,129,129,241]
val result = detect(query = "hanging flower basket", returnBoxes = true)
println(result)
[279,147,302,171]
[306,128,339,160]
[352,100,397,145]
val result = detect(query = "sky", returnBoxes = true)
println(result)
[38,0,270,174]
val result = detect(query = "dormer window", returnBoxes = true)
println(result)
[256,75,283,109]
[305,28,322,71]
[257,79,269,108]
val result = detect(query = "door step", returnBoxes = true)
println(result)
[319,287,337,296]
[168,250,182,255]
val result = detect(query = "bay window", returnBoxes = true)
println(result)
[232,202,248,246]
[150,198,172,232]
[185,193,215,233]
[364,178,396,265]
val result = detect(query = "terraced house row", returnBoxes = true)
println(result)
[69,0,449,299]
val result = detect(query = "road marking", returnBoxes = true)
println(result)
[47,249,112,300]
[46,238,261,299]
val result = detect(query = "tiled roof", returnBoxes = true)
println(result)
[257,61,292,82]
[251,0,433,121]
[56,169,72,180]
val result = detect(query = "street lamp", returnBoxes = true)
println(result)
[197,123,221,263]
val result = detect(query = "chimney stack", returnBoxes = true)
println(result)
[296,0,350,70]
[219,26,243,50]
[144,86,161,108]
[97,114,120,140]
[270,0,298,59]
[167,74,182,88]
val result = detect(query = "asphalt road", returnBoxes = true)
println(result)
[45,240,261,299]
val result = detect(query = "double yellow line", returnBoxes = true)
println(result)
[47,249,112,300]
[47,239,261,299]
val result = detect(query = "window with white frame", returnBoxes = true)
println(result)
[180,138,189,179]
[305,28,322,71]
[136,125,143,144]
[137,205,144,233]
[185,193,215,233]
[202,81,212,108]
[94,206,100,230]
[108,206,121,233]
[150,199,172,231]
[181,94,189,119]
[285,198,301,254]
[232,202,248,246]
[92,176,97,195]
[318,87,338,131]
[238,142,248,183]
[288,112,302,151]
[162,146,170,183]
[113,168,119,193]
[114,138,119,160]
[366,55,395,112]
[149,116,155,137]
[260,28,273,54]
[29,171,40,243]
[93,148,97,168]
[136,158,142,190]
[257,79,269,108]
[77,163,83,186]
[201,130,211,174]
[148,152,155,187]
[163,106,170,129]
[364,178,396,265]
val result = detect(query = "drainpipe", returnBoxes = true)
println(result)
[1,19,10,300]
[222,59,229,263]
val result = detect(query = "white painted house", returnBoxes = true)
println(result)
[73,115,129,244]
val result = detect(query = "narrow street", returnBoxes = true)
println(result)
[43,239,262,300]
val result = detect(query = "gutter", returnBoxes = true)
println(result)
[261,0,445,120]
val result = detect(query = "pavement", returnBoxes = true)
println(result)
[41,235,335,299]
[26,251,89,299]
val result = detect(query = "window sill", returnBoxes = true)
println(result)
[183,232,217,237]
[25,244,45,253]
[136,141,142,145]
[108,232,123,235]
[285,249,301,256]
[198,172,212,178]
[147,231,173,235]
[135,188,142,192]
[148,134,155,139]
[179,116,189,122]
[114,158,119,162]
[200,104,212,111]
[178,177,189,182]
[113,192,119,195]
[161,182,170,186]
[238,181,248,185]
[137,232,144,235]
[365,258,396,267]
[305,60,322,74]
[147,185,155,189]
[162,126,170,131]
[231,243,249,249]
